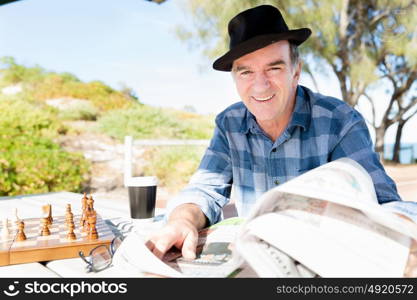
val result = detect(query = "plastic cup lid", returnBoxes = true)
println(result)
[125,176,158,187]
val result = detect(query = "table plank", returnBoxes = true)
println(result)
[0,262,59,277]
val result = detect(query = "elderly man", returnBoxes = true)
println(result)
[147,5,414,261]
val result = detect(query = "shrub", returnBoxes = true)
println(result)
[96,105,214,140]
[142,146,206,192]
[58,101,100,121]
[0,96,90,196]
[0,56,46,87]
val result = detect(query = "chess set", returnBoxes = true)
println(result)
[0,194,115,266]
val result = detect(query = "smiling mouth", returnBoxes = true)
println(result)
[252,94,275,102]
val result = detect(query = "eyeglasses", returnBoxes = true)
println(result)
[78,236,124,272]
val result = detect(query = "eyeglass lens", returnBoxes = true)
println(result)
[91,245,112,270]
[111,236,123,253]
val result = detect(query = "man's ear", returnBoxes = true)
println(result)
[294,61,302,81]
[291,61,302,89]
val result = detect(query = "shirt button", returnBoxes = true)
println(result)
[274,180,280,185]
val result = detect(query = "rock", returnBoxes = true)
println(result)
[1,85,22,95]
[45,98,91,110]
[57,128,147,193]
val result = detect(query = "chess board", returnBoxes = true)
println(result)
[0,214,115,266]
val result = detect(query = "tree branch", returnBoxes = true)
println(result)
[303,64,321,93]
[363,92,376,128]
[389,96,417,124]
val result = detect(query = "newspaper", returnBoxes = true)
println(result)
[112,217,244,277]
[235,158,417,277]
[113,158,417,277]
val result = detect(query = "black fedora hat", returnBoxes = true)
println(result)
[213,5,311,71]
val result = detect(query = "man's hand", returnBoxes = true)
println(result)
[145,203,208,260]
[404,239,417,277]
[394,213,417,277]
[146,219,199,260]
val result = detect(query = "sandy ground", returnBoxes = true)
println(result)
[383,163,417,203]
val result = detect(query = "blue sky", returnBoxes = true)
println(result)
[0,0,416,143]
[0,0,242,114]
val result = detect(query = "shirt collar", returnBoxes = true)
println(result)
[240,85,311,134]
[288,85,311,132]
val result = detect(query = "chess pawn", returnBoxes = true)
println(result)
[87,212,98,240]
[66,222,76,241]
[40,218,50,236]
[66,211,74,225]
[65,204,72,217]
[16,221,26,241]
[42,204,52,226]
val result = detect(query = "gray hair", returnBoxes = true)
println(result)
[289,43,299,67]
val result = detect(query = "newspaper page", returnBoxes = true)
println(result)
[236,158,417,277]
[112,217,244,277]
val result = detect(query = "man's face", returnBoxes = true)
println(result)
[232,41,301,124]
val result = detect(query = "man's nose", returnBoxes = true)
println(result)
[252,72,270,91]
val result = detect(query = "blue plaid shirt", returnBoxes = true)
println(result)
[167,85,404,225]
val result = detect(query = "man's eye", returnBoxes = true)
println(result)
[269,67,281,71]
[240,71,252,76]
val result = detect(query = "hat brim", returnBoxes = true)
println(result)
[213,28,311,71]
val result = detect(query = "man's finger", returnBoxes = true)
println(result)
[152,239,176,259]
[404,239,417,277]
[181,231,198,260]
[145,239,155,251]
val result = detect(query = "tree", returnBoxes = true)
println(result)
[176,0,417,161]
[368,2,417,162]
[391,96,417,163]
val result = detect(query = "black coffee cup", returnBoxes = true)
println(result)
[126,177,158,219]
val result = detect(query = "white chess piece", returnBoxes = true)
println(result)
[1,218,9,238]
[12,208,20,229]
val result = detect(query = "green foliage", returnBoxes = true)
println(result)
[0,57,46,87]
[0,57,136,112]
[0,95,66,139]
[0,57,217,194]
[58,101,100,121]
[0,96,90,196]
[97,104,214,140]
[142,146,206,192]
